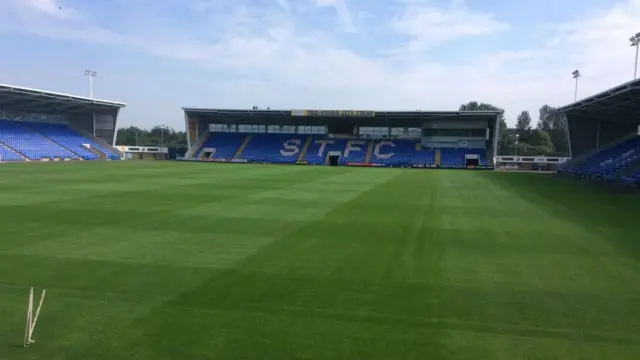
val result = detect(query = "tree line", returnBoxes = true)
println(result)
[115,126,188,148]
[116,103,571,156]
[459,101,569,156]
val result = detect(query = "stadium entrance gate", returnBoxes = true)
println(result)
[115,146,168,160]
[328,151,340,166]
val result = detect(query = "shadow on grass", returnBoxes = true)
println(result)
[480,172,640,261]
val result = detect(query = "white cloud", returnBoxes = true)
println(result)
[541,0,640,82]
[276,0,292,13]
[390,0,509,52]
[1,0,640,128]
[14,0,82,20]
[313,0,357,32]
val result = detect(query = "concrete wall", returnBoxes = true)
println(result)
[423,119,489,129]
[422,138,486,148]
[67,112,94,134]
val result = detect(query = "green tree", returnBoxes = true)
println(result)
[536,105,570,156]
[515,111,532,131]
[116,126,187,148]
[510,129,556,156]
[531,130,555,155]
[537,105,555,131]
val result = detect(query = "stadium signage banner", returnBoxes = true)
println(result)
[291,110,375,117]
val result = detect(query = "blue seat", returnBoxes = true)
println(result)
[188,133,486,169]
[24,122,99,160]
[199,133,248,159]
[369,140,434,166]
[564,137,640,178]
[0,120,78,160]
[241,134,302,163]
[339,140,368,164]
[0,142,24,161]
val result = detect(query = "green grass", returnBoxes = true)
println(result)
[1,162,639,360]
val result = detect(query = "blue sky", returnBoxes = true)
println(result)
[0,0,639,129]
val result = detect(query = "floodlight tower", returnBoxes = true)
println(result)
[514,134,520,157]
[572,70,581,102]
[161,125,167,148]
[84,70,97,99]
[630,33,640,80]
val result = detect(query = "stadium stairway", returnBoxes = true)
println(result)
[80,131,123,159]
[234,135,252,159]
[0,141,26,161]
[20,122,90,160]
[87,146,107,160]
[435,149,441,166]
[186,132,209,158]
[297,136,312,162]
[364,141,374,163]
[55,126,122,160]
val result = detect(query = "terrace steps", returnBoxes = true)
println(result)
[187,131,210,158]
[435,149,441,166]
[0,140,27,161]
[364,141,374,163]
[234,135,251,159]
[297,136,312,161]
[86,146,105,160]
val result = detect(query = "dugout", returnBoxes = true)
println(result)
[182,108,502,167]
[558,78,640,159]
[0,84,126,156]
[115,146,168,160]
[494,156,570,172]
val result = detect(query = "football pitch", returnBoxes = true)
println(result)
[0,162,639,359]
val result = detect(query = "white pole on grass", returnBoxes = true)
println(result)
[23,288,33,347]
[24,287,46,348]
